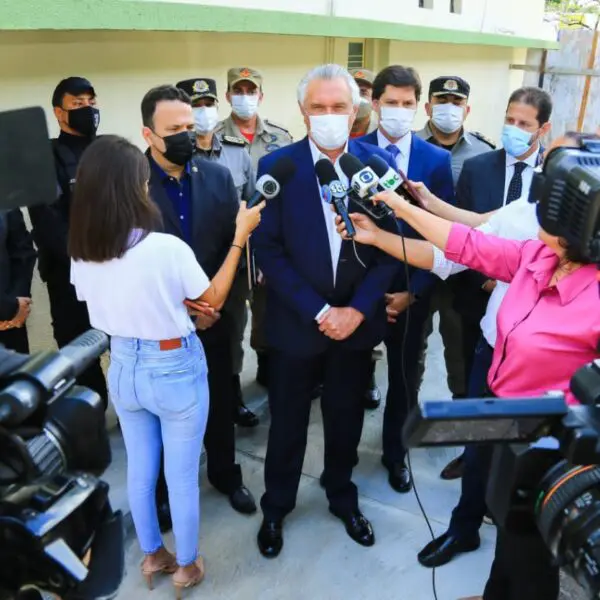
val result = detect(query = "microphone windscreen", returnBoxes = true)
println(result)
[366,154,391,178]
[269,155,296,184]
[339,153,365,179]
[315,158,338,186]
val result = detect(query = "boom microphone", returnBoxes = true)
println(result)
[247,156,296,208]
[315,159,356,238]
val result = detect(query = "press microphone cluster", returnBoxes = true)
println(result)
[247,155,296,208]
[338,154,396,220]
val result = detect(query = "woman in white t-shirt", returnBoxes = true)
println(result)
[68,135,264,596]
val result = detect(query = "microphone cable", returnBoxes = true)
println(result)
[394,219,440,600]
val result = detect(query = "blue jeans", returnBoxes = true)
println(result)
[108,334,209,566]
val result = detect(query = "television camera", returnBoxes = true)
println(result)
[0,107,123,600]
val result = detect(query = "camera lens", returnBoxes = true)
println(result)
[535,460,600,596]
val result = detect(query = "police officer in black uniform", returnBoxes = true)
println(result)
[28,77,107,406]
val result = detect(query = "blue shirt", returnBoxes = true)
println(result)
[150,158,192,244]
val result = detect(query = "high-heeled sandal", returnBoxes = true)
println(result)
[172,556,205,600]
[141,549,177,590]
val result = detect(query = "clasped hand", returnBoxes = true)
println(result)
[0,297,32,331]
[184,299,221,330]
[317,306,364,341]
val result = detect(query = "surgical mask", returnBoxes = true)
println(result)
[380,107,416,139]
[193,106,219,134]
[431,104,464,134]
[357,97,372,120]
[156,130,195,166]
[231,94,260,119]
[309,114,350,150]
[67,106,100,137]
[502,124,535,158]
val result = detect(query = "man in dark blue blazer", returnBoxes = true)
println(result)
[360,65,455,494]
[253,64,398,558]
[140,85,258,532]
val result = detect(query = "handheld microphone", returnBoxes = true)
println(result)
[339,153,394,219]
[366,154,422,206]
[315,159,356,239]
[247,155,296,208]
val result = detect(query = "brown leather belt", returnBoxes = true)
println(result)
[159,338,183,351]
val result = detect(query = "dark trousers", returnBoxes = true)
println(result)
[483,528,560,600]
[461,315,485,396]
[448,336,495,539]
[261,346,371,521]
[156,328,242,506]
[0,326,29,353]
[46,274,107,407]
[383,297,431,466]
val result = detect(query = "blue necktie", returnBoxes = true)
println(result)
[507,162,527,204]
[386,144,400,161]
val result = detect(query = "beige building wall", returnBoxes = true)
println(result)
[0,31,525,148]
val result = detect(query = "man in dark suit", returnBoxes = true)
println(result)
[0,209,37,352]
[253,64,398,558]
[141,85,257,530]
[360,65,455,493]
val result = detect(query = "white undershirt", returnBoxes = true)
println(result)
[70,232,210,340]
[430,197,540,347]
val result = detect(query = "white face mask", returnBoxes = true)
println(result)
[357,97,372,120]
[193,106,219,134]
[309,114,351,150]
[231,94,260,119]
[380,106,416,139]
[431,103,465,134]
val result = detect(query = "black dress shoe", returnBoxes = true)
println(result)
[383,460,412,493]
[418,532,480,567]
[329,508,375,547]
[232,375,259,427]
[157,502,172,534]
[235,402,259,427]
[257,519,283,558]
[310,384,323,400]
[440,453,465,480]
[229,485,257,514]
[256,352,269,388]
[363,384,381,409]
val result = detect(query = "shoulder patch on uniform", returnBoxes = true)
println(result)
[222,135,246,146]
[471,131,496,149]
[264,119,292,136]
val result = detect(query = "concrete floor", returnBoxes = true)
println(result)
[24,272,584,600]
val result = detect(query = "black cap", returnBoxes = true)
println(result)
[429,76,470,99]
[52,77,95,107]
[176,78,218,104]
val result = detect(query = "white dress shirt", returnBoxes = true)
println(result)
[502,146,540,206]
[430,197,539,347]
[309,138,350,321]
[377,129,412,174]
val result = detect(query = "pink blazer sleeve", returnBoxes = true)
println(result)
[444,223,527,284]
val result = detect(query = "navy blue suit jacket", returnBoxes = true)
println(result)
[252,137,399,357]
[360,131,454,297]
[456,149,507,214]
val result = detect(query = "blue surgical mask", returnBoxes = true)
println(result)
[502,124,534,158]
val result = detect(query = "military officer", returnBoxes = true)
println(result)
[349,68,378,139]
[176,76,259,428]
[416,76,495,184]
[217,67,293,387]
[216,67,293,171]
[416,75,496,481]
